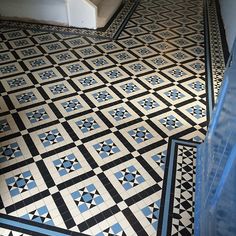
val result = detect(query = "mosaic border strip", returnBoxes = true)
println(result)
[0,0,139,40]
[161,139,198,236]
[205,0,228,117]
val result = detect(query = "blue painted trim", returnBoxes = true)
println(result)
[161,139,176,236]
[210,145,236,208]
[161,139,198,236]
[208,75,228,138]
[0,218,70,236]
[194,144,203,236]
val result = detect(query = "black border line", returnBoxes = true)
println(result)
[204,0,214,120]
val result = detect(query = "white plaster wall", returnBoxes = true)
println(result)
[0,0,97,28]
[0,0,69,25]
[69,0,97,29]
[219,0,236,51]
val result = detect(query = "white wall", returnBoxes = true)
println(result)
[219,0,236,51]
[0,0,68,25]
[0,0,97,29]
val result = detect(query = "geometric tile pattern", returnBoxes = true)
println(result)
[53,154,82,176]
[38,129,64,147]
[0,0,209,235]
[0,142,22,163]
[76,117,100,133]
[93,139,120,159]
[160,115,183,131]
[96,223,126,236]
[142,200,160,231]
[115,165,145,190]
[26,108,49,123]
[5,171,37,197]
[71,184,104,213]
[21,205,54,226]
[128,126,153,143]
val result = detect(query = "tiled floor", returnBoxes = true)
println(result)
[0,0,207,235]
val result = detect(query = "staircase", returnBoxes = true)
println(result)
[90,0,123,28]
[0,0,123,29]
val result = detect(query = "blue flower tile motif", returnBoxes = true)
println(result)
[7,77,27,88]
[6,171,37,197]
[128,126,153,143]
[46,43,62,51]
[93,91,113,102]
[115,165,145,190]
[189,62,204,71]
[168,68,187,78]
[79,76,97,87]
[96,223,125,236]
[123,39,139,47]
[115,52,131,61]
[159,115,183,131]
[14,39,29,47]
[121,83,139,93]
[191,46,204,55]
[142,200,160,230]
[93,139,120,159]
[49,84,69,95]
[16,92,37,104]
[37,35,53,42]
[21,205,54,226]
[21,48,37,56]
[71,184,104,213]
[38,129,64,147]
[137,48,152,56]
[151,57,168,66]
[67,38,86,47]
[6,31,23,38]
[55,53,72,62]
[61,99,83,112]
[76,117,100,133]
[0,53,9,62]
[164,89,185,100]
[0,119,10,132]
[189,81,205,91]
[129,63,145,72]
[152,151,166,170]
[92,58,108,66]
[105,69,121,79]
[26,108,49,123]
[80,48,96,56]
[66,63,84,73]
[145,75,164,86]
[109,107,131,121]
[53,154,82,176]
[187,105,206,119]
[101,43,117,51]
[141,34,157,43]
[138,97,159,110]
[38,70,57,80]
[0,65,17,74]
[0,142,23,163]
[29,58,46,68]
